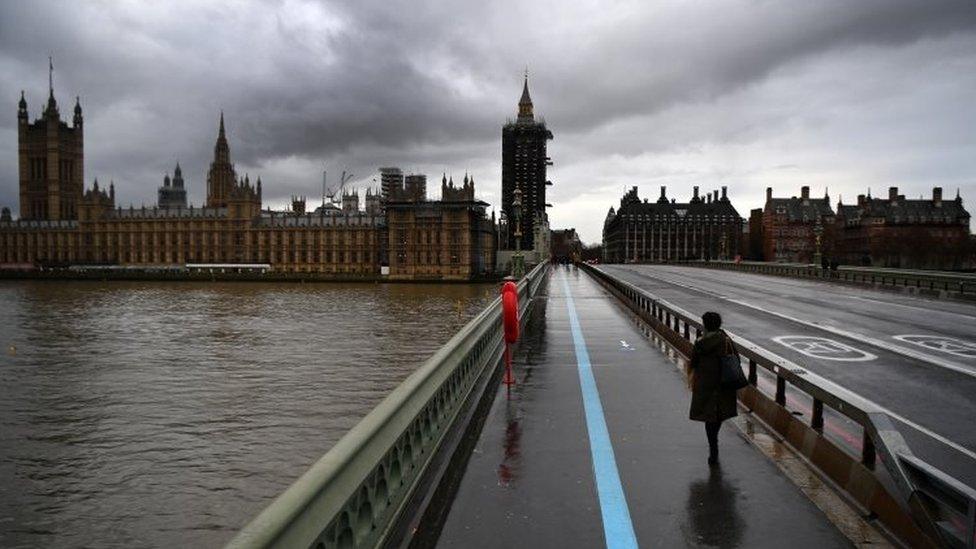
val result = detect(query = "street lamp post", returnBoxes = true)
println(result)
[813,219,824,268]
[512,186,525,278]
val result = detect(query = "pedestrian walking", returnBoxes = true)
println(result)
[686,312,743,465]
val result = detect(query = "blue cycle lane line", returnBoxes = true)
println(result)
[437,265,851,548]
[560,271,640,549]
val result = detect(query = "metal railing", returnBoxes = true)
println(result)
[226,263,549,549]
[679,260,976,298]
[584,263,976,548]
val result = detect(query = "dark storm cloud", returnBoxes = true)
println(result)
[1,1,975,240]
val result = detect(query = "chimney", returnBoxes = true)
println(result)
[693,186,699,200]
[801,186,810,200]
[933,187,943,207]
[707,192,712,204]
[766,187,773,202]
[660,186,666,199]
[721,186,727,201]
[889,187,898,201]
[857,194,865,206]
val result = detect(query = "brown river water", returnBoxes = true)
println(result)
[0,279,495,548]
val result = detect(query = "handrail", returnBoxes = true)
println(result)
[226,262,549,549]
[675,260,976,297]
[583,262,975,548]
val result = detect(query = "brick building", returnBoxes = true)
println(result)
[603,186,743,263]
[761,186,835,264]
[834,187,972,270]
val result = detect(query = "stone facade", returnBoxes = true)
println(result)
[18,84,84,221]
[386,174,496,280]
[501,76,553,250]
[603,186,743,263]
[1,81,497,280]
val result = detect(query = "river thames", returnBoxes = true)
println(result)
[0,280,495,548]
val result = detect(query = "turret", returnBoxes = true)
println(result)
[73,96,83,128]
[17,91,28,123]
[172,163,184,188]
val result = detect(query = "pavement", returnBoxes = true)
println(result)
[437,265,852,548]
[597,264,976,488]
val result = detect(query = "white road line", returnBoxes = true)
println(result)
[850,295,976,322]
[630,269,976,379]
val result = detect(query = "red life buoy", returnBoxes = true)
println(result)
[501,282,519,344]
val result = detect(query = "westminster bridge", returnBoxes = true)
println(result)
[226,262,976,549]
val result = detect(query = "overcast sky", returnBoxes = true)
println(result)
[1,1,975,243]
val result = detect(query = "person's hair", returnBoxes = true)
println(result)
[702,311,722,331]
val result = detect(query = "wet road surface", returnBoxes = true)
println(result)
[599,264,976,487]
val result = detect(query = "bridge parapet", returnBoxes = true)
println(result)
[226,263,549,549]
[584,263,976,549]
[678,260,976,300]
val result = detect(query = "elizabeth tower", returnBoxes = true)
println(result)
[501,75,553,250]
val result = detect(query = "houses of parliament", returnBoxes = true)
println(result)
[0,70,497,280]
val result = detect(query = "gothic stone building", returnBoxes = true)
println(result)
[0,81,496,280]
[603,186,743,263]
[386,174,496,280]
[501,75,552,250]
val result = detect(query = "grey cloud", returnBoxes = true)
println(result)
[1,0,975,242]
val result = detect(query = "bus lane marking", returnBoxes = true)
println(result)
[773,336,877,362]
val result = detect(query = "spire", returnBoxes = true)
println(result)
[518,69,534,121]
[174,162,182,176]
[18,90,27,121]
[219,111,226,138]
[442,172,447,185]
[45,56,58,114]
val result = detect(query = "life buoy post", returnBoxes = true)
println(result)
[501,280,520,386]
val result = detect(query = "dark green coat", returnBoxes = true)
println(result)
[688,330,739,423]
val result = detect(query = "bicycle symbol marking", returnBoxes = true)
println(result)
[893,335,976,359]
[772,335,877,362]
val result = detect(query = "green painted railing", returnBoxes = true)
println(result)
[225,263,549,549]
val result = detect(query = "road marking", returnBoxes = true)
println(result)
[561,273,639,549]
[773,336,877,362]
[850,295,976,322]
[893,335,976,359]
[628,269,976,379]
[601,266,976,462]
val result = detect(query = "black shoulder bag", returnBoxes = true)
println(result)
[720,334,749,390]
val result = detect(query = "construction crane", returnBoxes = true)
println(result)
[321,167,356,206]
